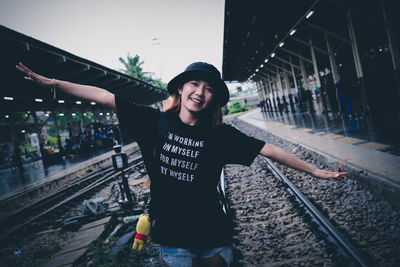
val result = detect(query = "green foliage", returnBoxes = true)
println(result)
[227,101,254,115]
[228,101,245,114]
[45,136,59,146]
[119,53,167,90]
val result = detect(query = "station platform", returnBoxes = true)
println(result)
[239,109,400,211]
[0,143,138,209]
[0,149,110,197]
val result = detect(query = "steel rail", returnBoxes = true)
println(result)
[0,155,143,242]
[261,156,369,267]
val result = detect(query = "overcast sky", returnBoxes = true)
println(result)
[0,0,226,84]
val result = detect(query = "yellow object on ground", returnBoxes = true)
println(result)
[132,214,151,251]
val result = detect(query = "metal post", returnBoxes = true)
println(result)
[325,33,342,113]
[382,2,400,105]
[310,39,321,89]
[121,171,133,203]
[32,111,45,156]
[300,58,315,113]
[258,81,266,111]
[325,34,340,84]
[299,58,309,91]
[289,56,300,97]
[255,81,263,110]
[346,8,369,113]
[67,111,74,139]
[80,110,87,126]
[284,71,296,112]
[268,76,278,112]
[263,77,270,111]
[51,112,63,153]
[263,78,272,111]
[10,124,24,173]
[277,67,288,112]
[310,39,327,112]
[261,80,267,111]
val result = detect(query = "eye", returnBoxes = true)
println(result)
[206,87,214,93]
[190,81,199,86]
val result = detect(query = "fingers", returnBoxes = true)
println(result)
[18,62,30,72]
[315,170,347,179]
[15,62,33,76]
[15,64,24,74]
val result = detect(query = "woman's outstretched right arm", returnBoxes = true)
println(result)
[15,62,116,111]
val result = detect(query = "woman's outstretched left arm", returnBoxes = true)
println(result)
[260,143,347,179]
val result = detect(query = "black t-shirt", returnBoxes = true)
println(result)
[116,96,265,249]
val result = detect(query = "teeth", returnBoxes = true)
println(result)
[191,98,201,104]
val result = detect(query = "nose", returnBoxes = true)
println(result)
[194,85,206,97]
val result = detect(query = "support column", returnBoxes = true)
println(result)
[32,111,45,156]
[289,56,301,101]
[299,58,309,91]
[260,80,267,111]
[258,81,266,111]
[382,2,400,106]
[310,39,327,113]
[284,71,296,112]
[276,67,288,112]
[325,33,342,113]
[300,58,315,113]
[346,8,369,113]
[268,76,278,112]
[80,110,88,127]
[262,79,271,111]
[51,112,63,153]
[67,111,74,139]
[10,124,24,173]
[255,81,262,110]
[263,78,272,111]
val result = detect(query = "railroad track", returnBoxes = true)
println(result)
[226,118,400,266]
[0,149,144,242]
[262,155,367,266]
[223,157,366,266]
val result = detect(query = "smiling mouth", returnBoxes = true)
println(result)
[189,97,204,105]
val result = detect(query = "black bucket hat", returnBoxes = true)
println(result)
[167,62,230,106]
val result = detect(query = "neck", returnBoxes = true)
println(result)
[178,109,200,126]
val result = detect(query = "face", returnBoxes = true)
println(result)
[178,80,215,114]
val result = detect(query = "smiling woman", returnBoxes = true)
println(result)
[16,60,346,267]
[164,62,228,127]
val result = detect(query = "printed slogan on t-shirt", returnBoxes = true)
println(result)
[159,131,204,182]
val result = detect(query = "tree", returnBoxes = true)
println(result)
[119,53,167,90]
[119,53,149,80]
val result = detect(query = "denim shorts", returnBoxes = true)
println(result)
[159,245,233,266]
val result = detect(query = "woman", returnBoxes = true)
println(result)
[16,62,346,266]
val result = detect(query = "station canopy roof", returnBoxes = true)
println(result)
[222,0,398,83]
[0,25,169,113]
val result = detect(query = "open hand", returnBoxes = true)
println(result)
[311,169,347,179]
[15,62,52,88]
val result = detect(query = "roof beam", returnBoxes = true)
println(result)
[291,37,329,56]
[304,22,350,44]
[274,56,301,70]
[279,47,313,64]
